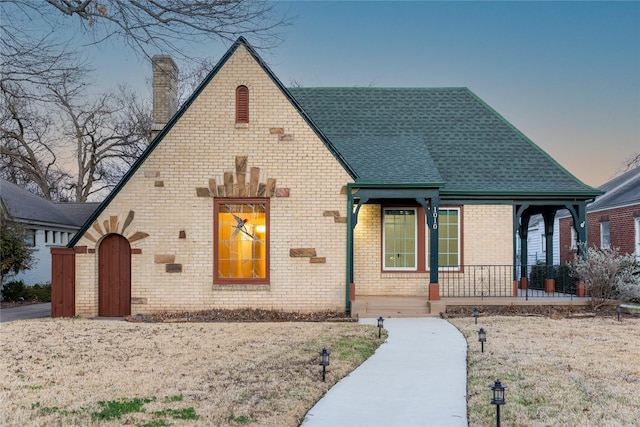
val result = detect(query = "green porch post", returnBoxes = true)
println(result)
[346,190,354,312]
[427,196,439,299]
[542,210,556,276]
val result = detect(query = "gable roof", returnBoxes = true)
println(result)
[289,87,598,196]
[587,165,640,212]
[1,179,98,227]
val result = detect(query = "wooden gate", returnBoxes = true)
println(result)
[51,248,76,317]
[99,234,131,317]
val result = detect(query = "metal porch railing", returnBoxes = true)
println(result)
[439,264,587,299]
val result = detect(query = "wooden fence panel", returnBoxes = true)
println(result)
[51,248,76,317]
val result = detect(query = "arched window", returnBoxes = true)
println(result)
[235,85,249,123]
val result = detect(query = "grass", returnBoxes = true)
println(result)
[449,315,640,426]
[0,319,384,426]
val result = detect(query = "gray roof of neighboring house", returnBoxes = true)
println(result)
[289,87,598,195]
[0,179,98,227]
[587,165,640,212]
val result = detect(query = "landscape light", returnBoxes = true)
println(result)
[473,307,479,324]
[490,379,507,427]
[319,347,330,382]
[377,316,385,338]
[478,328,486,353]
[616,305,621,322]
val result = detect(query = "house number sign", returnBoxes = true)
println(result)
[432,210,438,229]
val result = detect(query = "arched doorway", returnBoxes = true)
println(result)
[98,234,131,317]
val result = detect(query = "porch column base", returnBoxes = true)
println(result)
[513,281,519,297]
[429,283,440,301]
[544,279,555,293]
[576,280,586,297]
[520,277,528,290]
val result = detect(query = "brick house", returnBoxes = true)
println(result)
[52,38,600,317]
[559,166,640,264]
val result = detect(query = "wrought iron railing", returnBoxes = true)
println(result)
[439,264,587,299]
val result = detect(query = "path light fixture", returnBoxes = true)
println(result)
[478,328,486,353]
[473,307,479,324]
[490,379,506,427]
[377,316,385,338]
[616,305,621,322]
[319,347,330,382]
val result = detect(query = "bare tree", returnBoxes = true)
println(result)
[0,80,71,200]
[624,152,640,171]
[48,73,151,202]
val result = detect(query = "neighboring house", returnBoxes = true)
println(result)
[0,179,98,285]
[559,166,640,264]
[54,38,600,318]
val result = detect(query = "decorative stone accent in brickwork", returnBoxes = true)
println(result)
[290,248,317,257]
[74,246,88,254]
[275,188,290,197]
[166,263,182,273]
[310,257,326,263]
[131,249,142,254]
[144,171,160,178]
[196,187,210,197]
[278,134,294,141]
[323,210,347,223]
[154,181,164,187]
[154,254,175,264]
[270,127,284,134]
[179,230,186,239]
[132,298,147,304]
[128,231,150,243]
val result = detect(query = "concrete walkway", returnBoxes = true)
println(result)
[0,303,51,322]
[301,318,468,427]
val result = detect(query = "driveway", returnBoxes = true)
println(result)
[0,303,51,322]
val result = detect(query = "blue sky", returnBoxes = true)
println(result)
[69,1,640,186]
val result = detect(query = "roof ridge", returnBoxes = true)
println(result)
[591,166,640,207]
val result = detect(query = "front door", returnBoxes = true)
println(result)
[98,234,131,316]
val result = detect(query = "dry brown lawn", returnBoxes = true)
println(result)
[0,318,383,427]
[450,315,640,427]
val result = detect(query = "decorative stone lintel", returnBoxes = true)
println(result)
[166,263,182,273]
[128,231,150,243]
[290,248,317,258]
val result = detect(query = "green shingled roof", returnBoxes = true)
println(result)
[288,87,596,195]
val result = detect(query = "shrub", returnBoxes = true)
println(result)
[570,245,640,309]
[1,280,27,302]
[0,280,52,303]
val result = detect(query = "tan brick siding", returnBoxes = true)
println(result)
[353,204,514,297]
[74,46,352,316]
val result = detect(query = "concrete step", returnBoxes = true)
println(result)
[351,296,437,318]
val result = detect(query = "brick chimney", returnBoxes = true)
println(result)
[151,55,178,140]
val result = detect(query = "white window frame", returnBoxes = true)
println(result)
[383,208,417,271]
[426,207,461,271]
[600,221,610,249]
[635,217,640,261]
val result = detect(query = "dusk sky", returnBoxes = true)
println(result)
[66,1,640,187]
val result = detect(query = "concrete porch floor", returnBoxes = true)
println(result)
[350,293,591,318]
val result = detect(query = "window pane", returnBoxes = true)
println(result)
[601,221,610,249]
[217,201,267,280]
[383,209,416,269]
